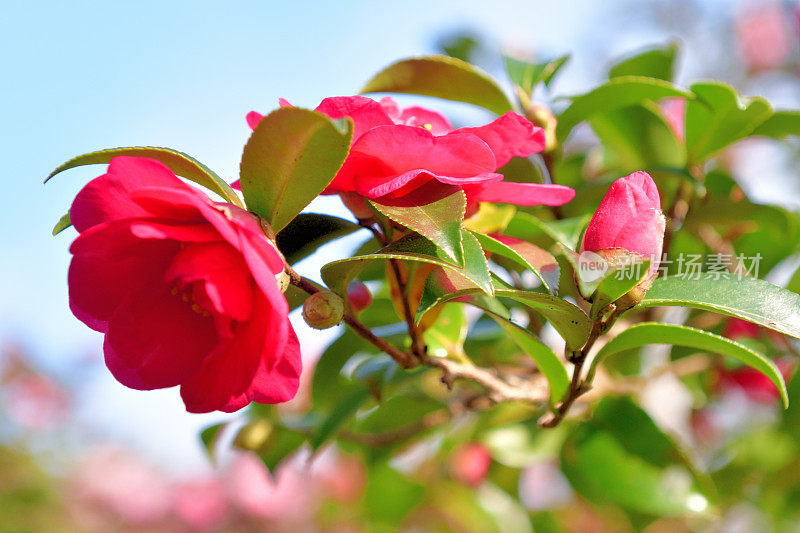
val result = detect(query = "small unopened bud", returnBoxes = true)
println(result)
[302,291,344,329]
[346,280,372,312]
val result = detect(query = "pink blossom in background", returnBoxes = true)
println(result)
[3,374,68,430]
[716,358,796,404]
[450,442,492,487]
[225,451,315,520]
[735,2,792,72]
[173,478,230,530]
[73,446,172,525]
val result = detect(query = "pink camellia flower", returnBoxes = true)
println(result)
[450,442,492,488]
[68,156,301,413]
[580,171,665,306]
[717,358,796,404]
[243,96,575,210]
[723,318,762,341]
[735,2,792,72]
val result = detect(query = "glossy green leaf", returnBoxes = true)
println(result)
[257,427,306,474]
[275,213,360,265]
[321,231,493,297]
[685,81,772,163]
[589,102,686,171]
[608,44,678,81]
[556,76,691,142]
[361,55,514,115]
[587,322,788,407]
[504,211,589,251]
[636,275,800,340]
[562,403,709,516]
[752,110,800,139]
[370,189,466,264]
[503,54,570,95]
[562,430,706,516]
[418,286,591,351]
[490,315,569,404]
[239,107,353,232]
[46,146,243,208]
[311,388,371,449]
[472,231,559,294]
[423,304,468,358]
[52,212,71,235]
[199,423,226,462]
[589,259,651,318]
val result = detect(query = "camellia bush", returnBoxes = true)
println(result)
[47,45,800,529]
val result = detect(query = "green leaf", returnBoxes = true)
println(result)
[490,315,569,404]
[587,322,788,407]
[199,423,226,462]
[752,110,800,139]
[504,211,589,251]
[608,44,678,81]
[418,286,591,352]
[52,212,71,235]
[556,76,691,143]
[361,55,514,115]
[589,258,651,318]
[239,107,353,232]
[589,102,686,171]
[364,463,426,524]
[370,189,466,264]
[685,81,772,162]
[562,407,709,516]
[311,388,371,450]
[472,231,559,294]
[321,231,493,297]
[636,275,800,340]
[257,427,306,473]
[503,54,570,95]
[275,213,360,265]
[46,146,243,208]
[423,304,468,358]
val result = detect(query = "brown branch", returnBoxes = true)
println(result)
[285,264,415,368]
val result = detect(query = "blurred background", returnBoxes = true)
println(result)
[3,0,800,530]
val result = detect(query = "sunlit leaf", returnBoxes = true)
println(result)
[587,322,788,407]
[239,107,353,232]
[556,76,691,142]
[608,44,678,81]
[46,146,243,208]
[361,55,514,115]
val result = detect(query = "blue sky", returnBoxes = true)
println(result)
[0,0,752,470]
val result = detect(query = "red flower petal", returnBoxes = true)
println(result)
[315,96,394,142]
[165,242,254,321]
[464,181,575,207]
[104,281,218,390]
[70,157,190,232]
[339,125,497,198]
[453,112,546,168]
[179,294,291,413]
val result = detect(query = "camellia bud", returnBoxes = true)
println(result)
[302,291,344,330]
[450,442,492,488]
[346,280,372,312]
[579,171,665,309]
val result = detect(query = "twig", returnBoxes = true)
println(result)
[285,265,415,368]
